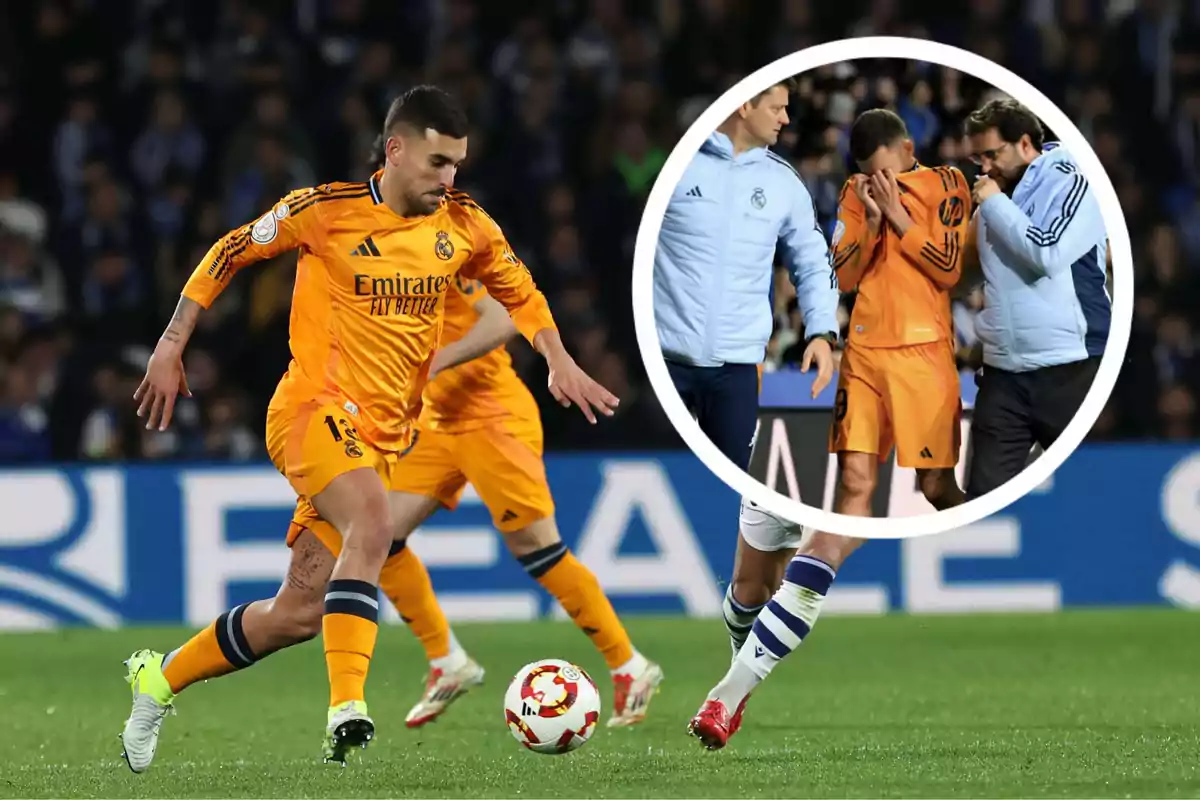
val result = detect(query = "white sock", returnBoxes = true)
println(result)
[431,630,468,673]
[612,649,648,677]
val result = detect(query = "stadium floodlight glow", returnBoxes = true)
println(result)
[631,36,1133,540]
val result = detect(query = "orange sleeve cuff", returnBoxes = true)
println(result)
[181,270,218,309]
[510,291,557,345]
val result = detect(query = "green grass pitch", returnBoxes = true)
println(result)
[0,609,1197,798]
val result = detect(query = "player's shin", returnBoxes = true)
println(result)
[161,601,274,693]
[517,535,636,671]
[710,554,838,710]
[323,574,380,708]
[315,477,391,711]
[380,538,486,727]
[722,584,764,658]
[378,539,467,671]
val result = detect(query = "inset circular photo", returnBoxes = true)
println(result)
[632,38,1133,540]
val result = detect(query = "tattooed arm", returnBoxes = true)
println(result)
[134,297,203,431]
[136,187,322,430]
[160,296,202,347]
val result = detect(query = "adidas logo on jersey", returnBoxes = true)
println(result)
[501,509,518,523]
[920,447,933,459]
[350,236,382,257]
[685,186,703,198]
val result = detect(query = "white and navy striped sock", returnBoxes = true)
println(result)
[710,555,837,709]
[722,584,764,658]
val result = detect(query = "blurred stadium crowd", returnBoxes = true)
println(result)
[0,0,1193,462]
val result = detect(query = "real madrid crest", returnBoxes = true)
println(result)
[750,187,767,210]
[434,230,455,261]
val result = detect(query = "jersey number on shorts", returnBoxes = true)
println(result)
[324,415,365,459]
[834,389,848,422]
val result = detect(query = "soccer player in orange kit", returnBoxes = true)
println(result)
[689,108,971,750]
[120,85,618,769]
[376,268,663,730]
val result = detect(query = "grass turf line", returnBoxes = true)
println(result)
[0,609,1196,798]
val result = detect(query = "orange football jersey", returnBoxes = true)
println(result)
[832,164,971,348]
[182,175,556,452]
[418,274,539,433]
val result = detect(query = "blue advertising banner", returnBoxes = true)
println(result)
[1,444,1199,630]
[759,368,979,409]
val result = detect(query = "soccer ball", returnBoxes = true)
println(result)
[503,659,601,754]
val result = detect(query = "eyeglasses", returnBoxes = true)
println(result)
[967,141,1013,165]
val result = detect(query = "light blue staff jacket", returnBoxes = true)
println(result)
[975,142,1111,373]
[653,132,840,367]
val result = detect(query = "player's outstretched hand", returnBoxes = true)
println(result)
[134,344,192,431]
[801,337,834,399]
[546,353,619,424]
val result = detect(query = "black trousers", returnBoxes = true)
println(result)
[666,361,759,471]
[966,356,1101,501]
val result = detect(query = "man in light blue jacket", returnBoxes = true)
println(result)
[964,99,1111,499]
[654,76,839,470]
[653,76,840,716]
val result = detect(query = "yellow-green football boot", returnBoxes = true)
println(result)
[119,649,176,773]
[323,700,374,765]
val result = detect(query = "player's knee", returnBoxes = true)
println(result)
[287,600,324,642]
[918,469,961,507]
[730,575,773,607]
[504,516,560,558]
[799,531,863,571]
[917,469,942,501]
[339,499,393,562]
[838,461,876,500]
[266,592,324,643]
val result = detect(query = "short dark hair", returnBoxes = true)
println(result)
[849,109,909,163]
[369,85,470,169]
[965,98,1044,149]
[382,85,470,140]
[750,77,799,106]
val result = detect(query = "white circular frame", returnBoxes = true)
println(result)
[631,37,1133,539]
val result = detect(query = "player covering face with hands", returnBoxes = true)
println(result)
[695,109,970,750]
[126,85,616,768]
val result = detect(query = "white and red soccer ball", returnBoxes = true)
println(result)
[503,659,601,755]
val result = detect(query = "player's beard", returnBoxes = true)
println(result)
[412,187,446,215]
[993,163,1029,197]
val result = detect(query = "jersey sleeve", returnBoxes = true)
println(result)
[459,208,557,345]
[832,179,879,292]
[976,164,1101,279]
[777,178,840,339]
[182,187,325,308]
[957,209,984,292]
[896,167,971,290]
